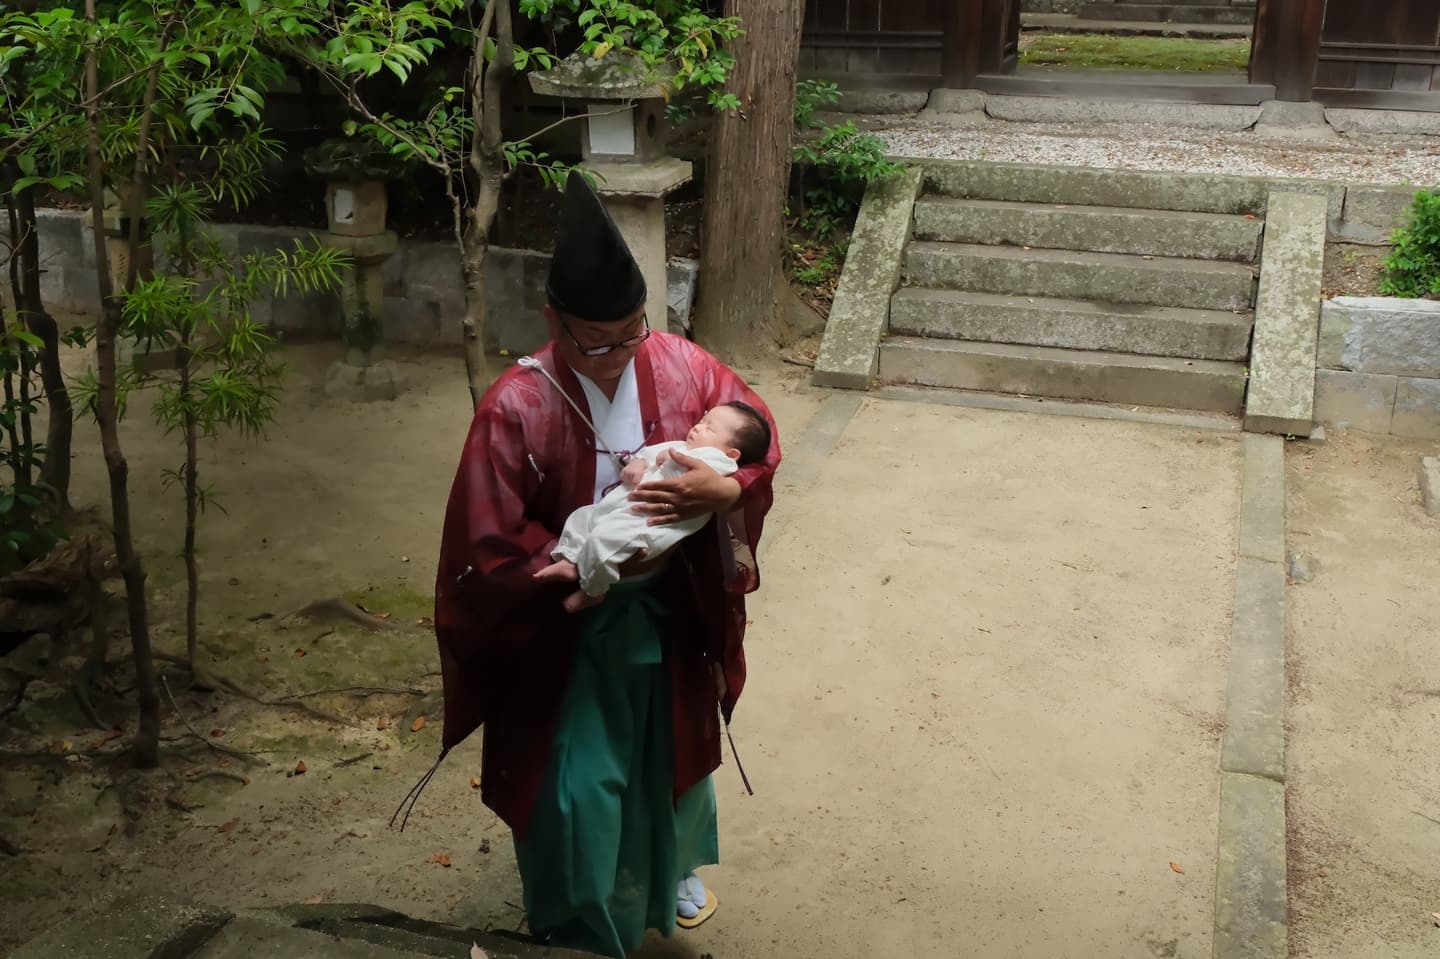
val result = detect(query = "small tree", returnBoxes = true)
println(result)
[288,0,742,406]
[107,183,346,670]
[2,0,375,765]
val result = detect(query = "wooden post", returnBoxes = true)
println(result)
[978,0,1012,74]
[942,0,983,87]
[1250,0,1327,100]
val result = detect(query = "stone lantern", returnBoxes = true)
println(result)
[529,52,691,333]
[303,139,404,401]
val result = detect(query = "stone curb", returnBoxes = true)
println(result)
[1244,192,1327,436]
[813,167,922,389]
[1213,432,1288,959]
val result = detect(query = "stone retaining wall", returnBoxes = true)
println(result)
[30,209,699,357]
[1313,296,1440,438]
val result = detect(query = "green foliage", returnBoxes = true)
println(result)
[1380,189,1440,299]
[520,0,744,111]
[1019,34,1250,73]
[0,330,59,574]
[794,79,840,131]
[793,120,902,241]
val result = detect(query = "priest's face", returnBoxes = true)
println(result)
[546,303,649,384]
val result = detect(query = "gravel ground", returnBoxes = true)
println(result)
[865,115,1440,186]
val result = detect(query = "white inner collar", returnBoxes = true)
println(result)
[573,360,643,503]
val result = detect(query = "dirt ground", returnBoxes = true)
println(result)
[1285,431,1440,959]
[2,343,1242,958]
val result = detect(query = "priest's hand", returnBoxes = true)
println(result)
[630,449,742,526]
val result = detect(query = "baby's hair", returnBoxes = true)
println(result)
[722,401,771,467]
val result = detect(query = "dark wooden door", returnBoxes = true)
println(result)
[801,0,946,76]
[1314,0,1440,109]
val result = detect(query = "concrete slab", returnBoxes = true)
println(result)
[919,159,1272,215]
[1312,369,1398,433]
[1392,376,1440,439]
[915,160,1346,232]
[813,167,922,390]
[905,241,1257,312]
[1213,773,1288,959]
[912,196,1263,262]
[10,894,232,959]
[1220,558,1286,781]
[890,288,1253,361]
[1237,433,1285,564]
[1244,192,1328,435]
[879,335,1248,411]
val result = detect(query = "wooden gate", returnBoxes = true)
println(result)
[802,0,1439,111]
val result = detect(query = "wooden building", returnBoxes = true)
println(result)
[801,0,1440,111]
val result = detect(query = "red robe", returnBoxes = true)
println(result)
[433,332,781,837]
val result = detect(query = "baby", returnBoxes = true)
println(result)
[534,401,771,613]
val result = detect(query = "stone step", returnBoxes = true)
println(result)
[1082,3,1256,23]
[912,197,1263,262]
[889,288,1253,361]
[879,336,1248,412]
[904,241,1257,312]
[920,160,1273,216]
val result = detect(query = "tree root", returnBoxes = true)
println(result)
[154,651,430,726]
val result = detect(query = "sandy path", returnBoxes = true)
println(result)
[6,346,1244,959]
[1286,432,1440,959]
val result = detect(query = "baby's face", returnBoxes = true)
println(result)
[685,407,745,458]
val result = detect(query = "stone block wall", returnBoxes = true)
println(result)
[1313,296,1440,438]
[29,209,699,357]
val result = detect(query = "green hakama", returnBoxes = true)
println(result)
[514,578,719,958]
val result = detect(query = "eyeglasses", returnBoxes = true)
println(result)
[562,316,651,357]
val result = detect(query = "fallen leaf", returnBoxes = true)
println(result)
[471,944,490,959]
[294,760,308,775]
[373,611,392,620]
[218,758,232,769]
[217,818,240,834]
[411,715,427,733]
[241,777,252,786]
[1170,862,1184,875]
[469,776,481,789]
[210,728,225,738]
[417,616,433,626]
[430,852,452,867]
[304,894,325,905]
[376,717,389,731]
[294,647,306,658]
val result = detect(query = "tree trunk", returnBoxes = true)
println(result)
[16,187,72,510]
[693,0,806,364]
[182,352,198,669]
[458,0,512,409]
[84,0,160,769]
[4,65,72,510]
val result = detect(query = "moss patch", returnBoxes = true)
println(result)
[343,584,434,625]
